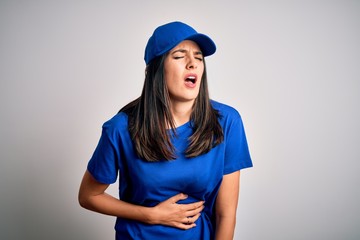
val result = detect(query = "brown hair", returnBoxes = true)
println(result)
[120,55,223,161]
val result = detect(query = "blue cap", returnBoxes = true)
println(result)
[144,21,216,65]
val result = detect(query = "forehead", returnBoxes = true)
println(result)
[171,40,202,52]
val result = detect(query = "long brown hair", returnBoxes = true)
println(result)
[120,54,223,161]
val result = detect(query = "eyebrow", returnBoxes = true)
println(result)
[171,49,203,55]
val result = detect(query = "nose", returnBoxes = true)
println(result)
[186,56,197,69]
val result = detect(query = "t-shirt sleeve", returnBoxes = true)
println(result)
[87,123,120,184]
[223,111,253,175]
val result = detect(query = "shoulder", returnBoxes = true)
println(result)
[102,112,129,133]
[211,100,241,120]
[210,100,245,135]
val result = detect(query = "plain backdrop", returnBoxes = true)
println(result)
[1,0,359,239]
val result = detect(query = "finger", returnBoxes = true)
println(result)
[166,193,188,204]
[183,213,201,225]
[189,213,202,222]
[176,221,197,230]
[182,213,201,225]
[185,205,204,217]
[177,223,196,230]
[182,200,205,211]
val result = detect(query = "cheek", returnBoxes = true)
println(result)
[164,72,179,88]
[165,67,183,85]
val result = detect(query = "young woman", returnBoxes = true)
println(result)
[78,21,253,240]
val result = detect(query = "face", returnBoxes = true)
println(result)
[164,40,204,105]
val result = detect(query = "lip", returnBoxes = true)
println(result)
[184,73,198,88]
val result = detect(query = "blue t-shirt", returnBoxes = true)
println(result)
[87,100,253,240]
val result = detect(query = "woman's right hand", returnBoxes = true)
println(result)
[149,193,205,230]
[79,171,204,230]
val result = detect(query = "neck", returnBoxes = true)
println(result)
[169,100,194,128]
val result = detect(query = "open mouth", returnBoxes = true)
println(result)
[185,75,197,84]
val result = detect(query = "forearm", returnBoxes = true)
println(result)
[79,192,153,224]
[214,171,240,240]
[215,215,236,240]
[78,171,153,224]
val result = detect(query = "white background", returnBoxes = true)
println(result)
[1,0,359,239]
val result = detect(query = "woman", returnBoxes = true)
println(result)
[78,21,252,240]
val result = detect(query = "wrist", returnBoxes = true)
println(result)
[140,206,158,225]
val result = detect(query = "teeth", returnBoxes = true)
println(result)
[186,75,196,84]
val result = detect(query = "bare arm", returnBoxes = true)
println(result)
[214,170,240,240]
[78,170,204,229]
